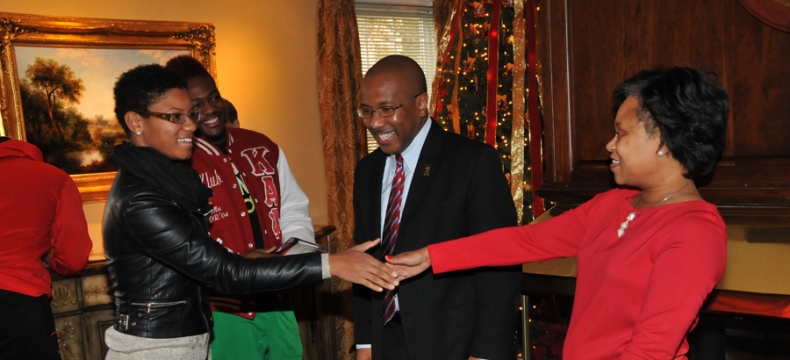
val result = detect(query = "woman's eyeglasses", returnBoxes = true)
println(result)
[142,111,202,124]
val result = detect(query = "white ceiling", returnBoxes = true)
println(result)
[356,0,433,7]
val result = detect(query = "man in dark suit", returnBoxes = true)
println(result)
[352,55,521,360]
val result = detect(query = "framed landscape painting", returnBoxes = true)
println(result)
[0,12,217,202]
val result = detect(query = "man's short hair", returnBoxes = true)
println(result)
[365,55,427,95]
[166,55,211,81]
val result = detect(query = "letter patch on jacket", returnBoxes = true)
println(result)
[269,208,281,240]
[240,147,276,176]
[200,169,223,188]
[261,176,279,207]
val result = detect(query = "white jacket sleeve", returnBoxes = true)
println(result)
[277,148,315,242]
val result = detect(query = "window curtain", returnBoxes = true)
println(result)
[316,0,364,359]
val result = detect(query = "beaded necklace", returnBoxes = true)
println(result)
[616,182,692,238]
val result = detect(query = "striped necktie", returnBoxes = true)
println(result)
[382,154,405,325]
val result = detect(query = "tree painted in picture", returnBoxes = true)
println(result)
[20,57,124,174]
[26,58,85,140]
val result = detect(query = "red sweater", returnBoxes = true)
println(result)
[0,139,92,297]
[429,188,726,360]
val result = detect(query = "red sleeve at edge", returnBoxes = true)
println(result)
[49,177,92,275]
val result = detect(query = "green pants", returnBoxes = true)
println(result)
[209,310,302,360]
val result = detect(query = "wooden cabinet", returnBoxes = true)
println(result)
[535,0,790,207]
[50,264,114,360]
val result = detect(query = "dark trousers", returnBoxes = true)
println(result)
[691,312,726,360]
[0,289,61,360]
[383,313,409,360]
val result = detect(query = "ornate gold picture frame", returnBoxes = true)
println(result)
[0,12,216,202]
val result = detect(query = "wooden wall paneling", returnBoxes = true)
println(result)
[535,0,569,185]
[536,0,790,207]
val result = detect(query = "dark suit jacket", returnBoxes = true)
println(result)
[353,120,521,360]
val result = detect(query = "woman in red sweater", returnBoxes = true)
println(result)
[388,67,729,360]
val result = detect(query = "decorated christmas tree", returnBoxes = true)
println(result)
[432,0,544,224]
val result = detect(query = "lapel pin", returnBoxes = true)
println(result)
[423,165,431,177]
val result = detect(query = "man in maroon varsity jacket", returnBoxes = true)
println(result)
[167,56,315,360]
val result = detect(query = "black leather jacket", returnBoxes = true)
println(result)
[103,168,323,338]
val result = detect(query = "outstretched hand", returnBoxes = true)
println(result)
[385,247,431,280]
[329,239,399,292]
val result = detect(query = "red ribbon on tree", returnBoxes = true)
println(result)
[485,0,502,146]
[433,0,465,120]
[526,0,544,216]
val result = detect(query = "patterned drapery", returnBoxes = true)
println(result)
[316,0,365,358]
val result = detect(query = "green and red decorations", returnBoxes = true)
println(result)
[432,0,544,223]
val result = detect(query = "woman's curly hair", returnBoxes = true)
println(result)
[113,64,187,136]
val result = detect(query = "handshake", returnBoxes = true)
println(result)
[327,238,432,292]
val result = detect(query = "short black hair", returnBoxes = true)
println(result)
[165,55,211,81]
[366,55,427,95]
[113,64,187,136]
[0,136,10,144]
[613,67,729,180]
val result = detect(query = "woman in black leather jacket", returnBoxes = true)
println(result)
[103,64,396,359]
